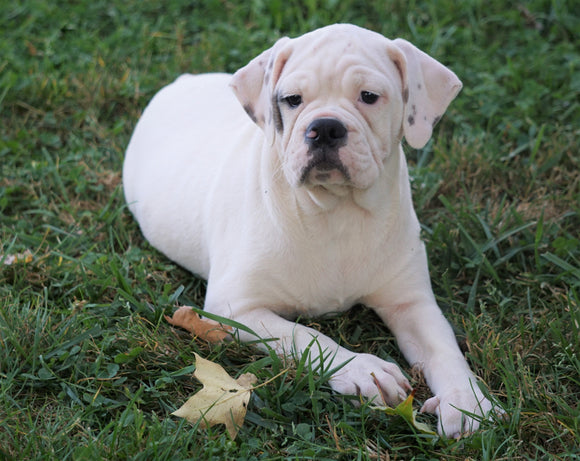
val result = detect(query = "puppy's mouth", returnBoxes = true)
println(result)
[300,156,351,185]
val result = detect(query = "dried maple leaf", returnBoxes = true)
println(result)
[165,306,231,343]
[172,353,257,439]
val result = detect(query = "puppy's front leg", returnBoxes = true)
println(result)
[371,294,494,437]
[221,307,411,405]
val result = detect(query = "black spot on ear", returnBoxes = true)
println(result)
[272,93,283,133]
[417,83,422,90]
[407,104,417,126]
[243,104,257,124]
[402,87,409,103]
[432,115,441,127]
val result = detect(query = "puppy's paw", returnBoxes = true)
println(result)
[420,384,497,438]
[329,353,411,406]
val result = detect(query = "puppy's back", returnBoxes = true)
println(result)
[123,73,256,276]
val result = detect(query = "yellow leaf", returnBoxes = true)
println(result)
[371,375,436,435]
[165,306,231,343]
[172,353,257,439]
[2,250,33,266]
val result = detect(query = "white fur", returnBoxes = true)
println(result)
[123,24,494,437]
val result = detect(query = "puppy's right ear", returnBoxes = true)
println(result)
[230,37,291,129]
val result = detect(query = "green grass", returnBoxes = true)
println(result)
[1,0,579,459]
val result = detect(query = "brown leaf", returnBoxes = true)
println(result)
[172,353,257,439]
[26,41,38,56]
[165,306,231,343]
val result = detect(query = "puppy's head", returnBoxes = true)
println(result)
[231,24,462,191]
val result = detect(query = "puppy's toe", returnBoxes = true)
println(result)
[381,361,412,392]
[329,353,409,406]
[370,370,408,405]
[420,395,440,414]
[427,387,497,438]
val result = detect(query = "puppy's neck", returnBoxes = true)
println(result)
[294,148,406,217]
[260,142,407,230]
[302,185,349,212]
[274,175,396,226]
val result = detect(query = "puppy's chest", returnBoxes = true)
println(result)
[280,231,388,315]
[277,262,374,319]
[253,202,402,317]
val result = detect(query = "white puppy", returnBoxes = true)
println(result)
[123,24,494,437]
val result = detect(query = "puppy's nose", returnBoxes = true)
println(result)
[305,118,347,148]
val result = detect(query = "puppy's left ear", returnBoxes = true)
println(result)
[391,39,462,149]
[230,37,291,129]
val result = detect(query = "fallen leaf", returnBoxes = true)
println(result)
[172,353,257,438]
[165,306,231,343]
[371,374,436,435]
[26,41,38,56]
[2,250,33,266]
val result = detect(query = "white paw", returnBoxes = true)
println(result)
[329,353,411,405]
[420,384,497,438]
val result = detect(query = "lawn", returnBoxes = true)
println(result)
[1,0,579,459]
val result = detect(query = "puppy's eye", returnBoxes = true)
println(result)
[282,95,302,108]
[360,91,379,105]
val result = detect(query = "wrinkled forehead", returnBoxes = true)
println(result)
[277,27,397,91]
[291,24,387,54]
